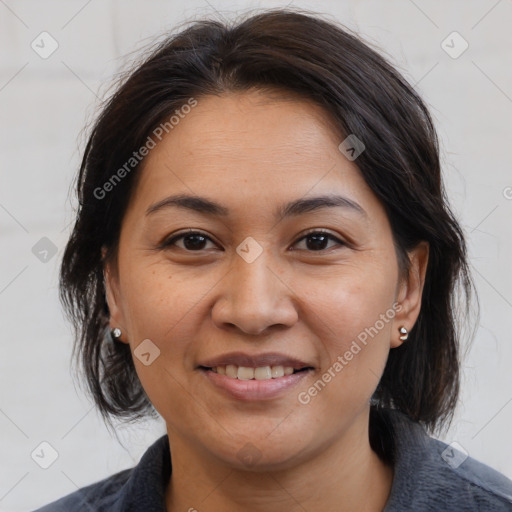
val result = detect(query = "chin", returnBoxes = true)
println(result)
[209,432,311,473]
[227,448,306,473]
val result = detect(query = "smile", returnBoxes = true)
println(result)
[199,365,314,401]
[207,364,311,380]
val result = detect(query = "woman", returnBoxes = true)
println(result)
[34,8,512,512]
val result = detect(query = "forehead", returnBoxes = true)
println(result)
[129,90,381,220]
[168,89,343,150]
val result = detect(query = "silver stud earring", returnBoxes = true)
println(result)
[111,327,122,340]
[399,326,409,341]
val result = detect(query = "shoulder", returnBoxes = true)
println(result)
[429,436,512,510]
[31,468,132,512]
[31,434,171,512]
[378,409,512,511]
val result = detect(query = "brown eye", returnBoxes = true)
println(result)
[293,231,345,251]
[162,231,217,251]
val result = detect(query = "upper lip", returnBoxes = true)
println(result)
[198,352,314,370]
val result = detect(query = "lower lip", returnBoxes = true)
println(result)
[199,368,313,401]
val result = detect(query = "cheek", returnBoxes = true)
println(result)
[292,264,397,412]
[295,261,398,349]
[119,258,211,341]
[117,262,210,420]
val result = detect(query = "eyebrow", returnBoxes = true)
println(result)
[146,193,367,219]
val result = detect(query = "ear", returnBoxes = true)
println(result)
[391,241,429,348]
[102,246,129,345]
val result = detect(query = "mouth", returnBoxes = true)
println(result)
[196,352,316,400]
[199,364,314,380]
[197,359,315,401]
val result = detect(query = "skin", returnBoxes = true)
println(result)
[104,89,429,512]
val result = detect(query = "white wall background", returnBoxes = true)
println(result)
[0,0,511,510]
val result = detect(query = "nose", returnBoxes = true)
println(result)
[211,249,298,336]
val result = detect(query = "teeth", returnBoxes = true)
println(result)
[238,366,254,380]
[226,364,238,378]
[254,366,272,380]
[271,366,284,378]
[212,365,299,380]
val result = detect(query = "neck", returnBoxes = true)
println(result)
[165,408,393,512]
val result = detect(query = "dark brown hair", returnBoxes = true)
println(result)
[60,8,475,435]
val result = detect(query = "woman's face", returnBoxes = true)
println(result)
[105,90,427,470]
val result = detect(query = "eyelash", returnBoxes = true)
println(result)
[161,229,346,252]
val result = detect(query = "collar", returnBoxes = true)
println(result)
[113,433,171,512]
